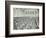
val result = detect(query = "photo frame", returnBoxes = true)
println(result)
[5,1,45,37]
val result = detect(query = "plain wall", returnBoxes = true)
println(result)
[0,0,46,38]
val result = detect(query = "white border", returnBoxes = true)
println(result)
[10,5,43,35]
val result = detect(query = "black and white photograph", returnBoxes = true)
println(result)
[5,1,45,37]
[13,8,39,30]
